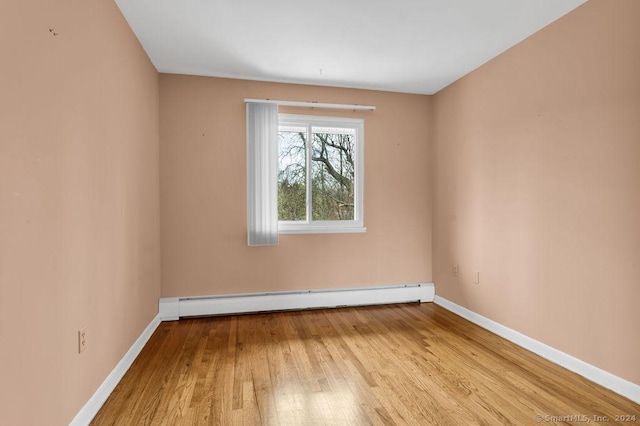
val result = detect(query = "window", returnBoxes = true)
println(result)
[277,114,365,234]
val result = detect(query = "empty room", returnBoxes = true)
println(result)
[1,0,639,424]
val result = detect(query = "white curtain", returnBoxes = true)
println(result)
[246,102,279,246]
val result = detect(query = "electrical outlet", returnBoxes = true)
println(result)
[78,327,87,353]
[452,265,459,278]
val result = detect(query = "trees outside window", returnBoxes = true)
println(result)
[278,115,365,234]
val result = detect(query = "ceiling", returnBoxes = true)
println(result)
[114,0,586,95]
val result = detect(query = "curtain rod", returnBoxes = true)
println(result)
[244,98,375,111]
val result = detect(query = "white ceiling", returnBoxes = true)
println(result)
[114,0,586,95]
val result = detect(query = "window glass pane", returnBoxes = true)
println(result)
[278,128,307,221]
[311,128,355,221]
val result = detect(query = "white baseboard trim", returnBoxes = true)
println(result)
[70,314,161,426]
[434,295,640,404]
[159,283,435,321]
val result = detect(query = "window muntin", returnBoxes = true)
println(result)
[278,114,365,234]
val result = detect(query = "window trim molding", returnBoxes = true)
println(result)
[277,113,365,234]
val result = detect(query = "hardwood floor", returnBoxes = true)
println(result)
[92,303,639,425]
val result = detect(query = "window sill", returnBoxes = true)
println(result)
[279,226,367,235]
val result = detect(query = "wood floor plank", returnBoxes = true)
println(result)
[91,303,639,425]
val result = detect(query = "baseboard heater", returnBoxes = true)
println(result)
[159,283,435,321]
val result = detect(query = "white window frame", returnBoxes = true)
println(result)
[278,114,365,234]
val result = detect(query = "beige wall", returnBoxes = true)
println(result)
[432,0,640,385]
[0,1,160,424]
[160,75,432,297]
